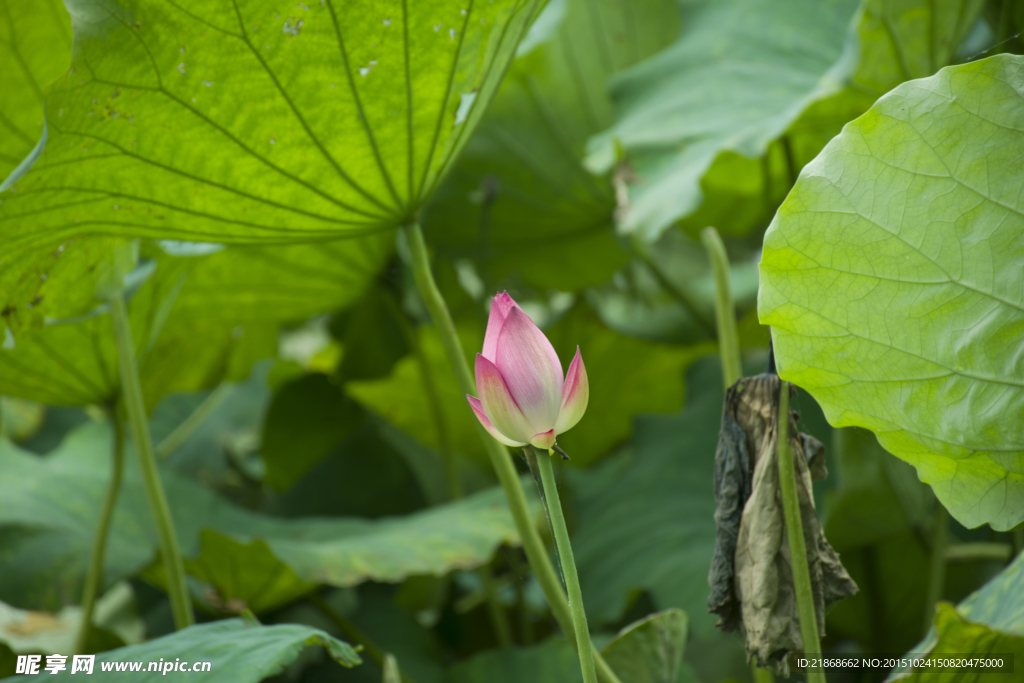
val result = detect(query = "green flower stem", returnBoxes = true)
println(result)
[923,503,948,634]
[109,293,194,630]
[75,410,125,654]
[632,236,716,336]
[701,227,742,388]
[402,222,622,683]
[776,382,824,683]
[533,449,598,683]
[381,288,513,646]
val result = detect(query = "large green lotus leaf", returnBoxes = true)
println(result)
[758,54,1024,531]
[585,0,861,241]
[0,0,72,180]
[546,305,709,466]
[166,232,393,322]
[0,0,542,252]
[422,0,679,292]
[0,422,532,610]
[6,618,360,682]
[890,552,1024,682]
[570,357,721,635]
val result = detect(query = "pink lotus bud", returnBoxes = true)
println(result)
[466,292,589,449]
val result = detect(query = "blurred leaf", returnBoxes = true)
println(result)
[335,286,410,382]
[261,373,365,491]
[148,362,271,479]
[272,420,428,518]
[570,357,720,635]
[9,619,360,681]
[593,0,986,241]
[0,581,141,655]
[586,230,758,345]
[340,585,446,683]
[822,428,935,655]
[425,0,680,291]
[138,318,278,409]
[183,530,317,614]
[546,305,709,465]
[759,54,1024,531]
[0,422,535,610]
[0,0,72,181]
[347,325,489,468]
[778,0,987,200]
[825,428,933,550]
[601,609,689,683]
[586,0,862,240]
[0,0,542,251]
[443,637,583,683]
[892,553,1024,682]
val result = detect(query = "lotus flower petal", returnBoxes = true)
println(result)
[554,347,588,435]
[482,292,519,362]
[530,429,556,450]
[475,353,534,444]
[495,307,563,432]
[467,395,526,447]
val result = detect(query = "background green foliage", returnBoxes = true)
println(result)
[1,0,1022,682]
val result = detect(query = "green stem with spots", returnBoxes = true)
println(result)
[776,382,824,683]
[401,221,622,683]
[75,410,125,654]
[533,448,598,683]
[109,294,194,630]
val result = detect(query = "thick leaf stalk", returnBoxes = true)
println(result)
[401,222,622,683]
[533,448,598,683]
[776,382,824,683]
[701,227,742,389]
[109,294,195,629]
[75,412,125,653]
